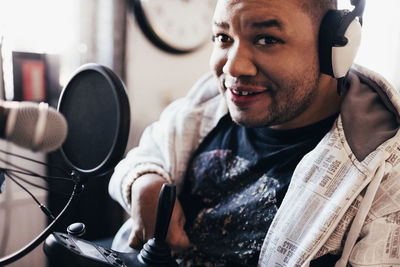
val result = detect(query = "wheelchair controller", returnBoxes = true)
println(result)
[43,184,179,267]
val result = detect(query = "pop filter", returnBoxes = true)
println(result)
[58,63,130,176]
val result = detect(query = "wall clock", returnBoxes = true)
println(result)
[132,0,216,54]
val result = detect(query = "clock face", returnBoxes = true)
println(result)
[134,0,216,53]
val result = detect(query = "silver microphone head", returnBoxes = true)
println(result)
[4,101,68,152]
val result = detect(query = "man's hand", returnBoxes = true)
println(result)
[129,173,190,252]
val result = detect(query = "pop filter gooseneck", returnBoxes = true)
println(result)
[0,63,130,266]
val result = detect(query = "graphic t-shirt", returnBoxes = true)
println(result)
[178,113,339,266]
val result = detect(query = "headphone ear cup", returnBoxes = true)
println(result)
[319,10,362,78]
[331,19,362,78]
[319,10,345,77]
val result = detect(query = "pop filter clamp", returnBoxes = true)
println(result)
[0,63,131,266]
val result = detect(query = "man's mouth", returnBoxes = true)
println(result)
[231,88,262,96]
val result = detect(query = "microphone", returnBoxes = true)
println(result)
[0,100,68,152]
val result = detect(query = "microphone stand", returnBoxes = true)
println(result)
[0,171,85,266]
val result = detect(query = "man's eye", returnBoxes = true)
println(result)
[212,34,232,44]
[255,36,282,46]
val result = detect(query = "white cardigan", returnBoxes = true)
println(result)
[109,65,400,266]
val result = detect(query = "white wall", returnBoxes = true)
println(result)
[124,13,214,148]
[339,0,400,89]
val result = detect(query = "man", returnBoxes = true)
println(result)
[109,0,400,266]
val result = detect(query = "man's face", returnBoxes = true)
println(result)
[210,0,321,128]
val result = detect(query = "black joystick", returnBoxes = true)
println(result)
[43,183,179,267]
[131,183,179,267]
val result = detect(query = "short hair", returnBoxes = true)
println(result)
[300,0,338,27]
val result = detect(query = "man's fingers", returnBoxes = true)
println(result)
[128,176,191,253]
[129,223,189,252]
[129,229,144,249]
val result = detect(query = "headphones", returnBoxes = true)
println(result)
[319,0,366,79]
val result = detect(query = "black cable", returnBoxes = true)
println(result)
[0,158,72,182]
[0,152,75,222]
[5,172,55,220]
[5,171,50,191]
[8,170,72,196]
[5,172,40,206]
[0,158,45,180]
[8,173,50,191]
[1,167,73,182]
[0,148,69,175]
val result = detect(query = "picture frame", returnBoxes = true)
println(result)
[12,51,47,102]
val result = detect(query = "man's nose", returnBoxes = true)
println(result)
[222,43,257,77]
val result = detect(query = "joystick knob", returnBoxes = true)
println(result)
[67,222,86,237]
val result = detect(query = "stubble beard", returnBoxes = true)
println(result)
[229,66,321,128]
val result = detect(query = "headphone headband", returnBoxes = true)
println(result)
[334,0,366,46]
